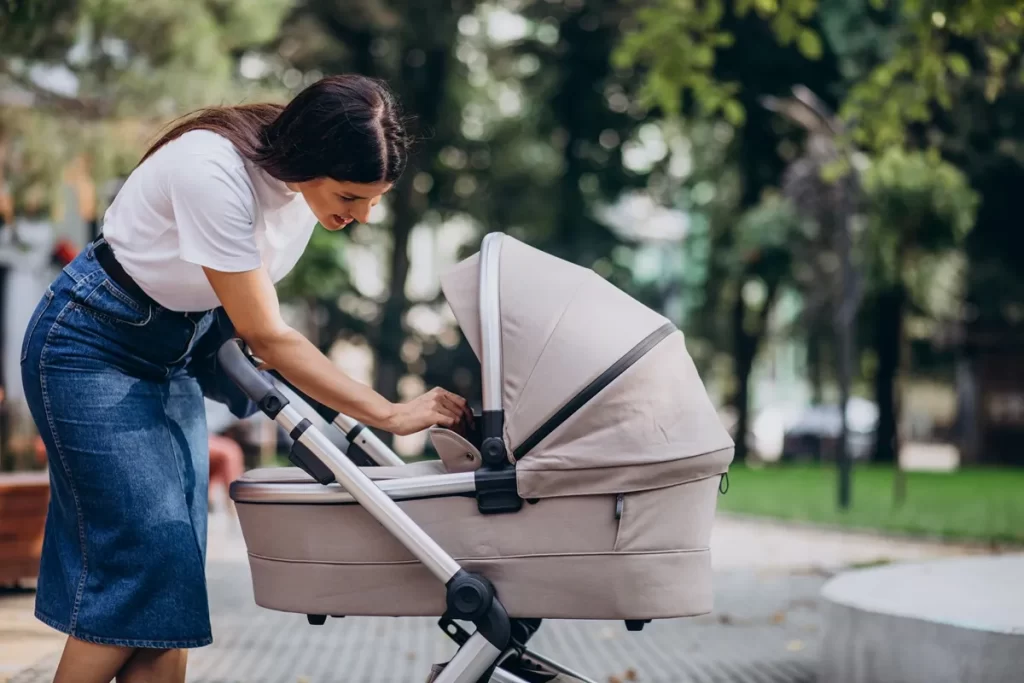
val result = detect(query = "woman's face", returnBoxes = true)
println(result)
[290,178,392,231]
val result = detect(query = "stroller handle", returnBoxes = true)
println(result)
[479,232,503,415]
[216,339,291,417]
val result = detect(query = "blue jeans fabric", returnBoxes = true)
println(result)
[19,239,258,648]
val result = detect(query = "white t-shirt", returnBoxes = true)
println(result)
[101,129,317,311]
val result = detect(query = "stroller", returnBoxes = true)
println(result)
[222,233,735,683]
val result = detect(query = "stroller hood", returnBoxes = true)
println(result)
[440,235,733,498]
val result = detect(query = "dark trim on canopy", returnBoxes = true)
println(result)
[513,322,677,460]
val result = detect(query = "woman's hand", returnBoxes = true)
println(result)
[385,387,473,436]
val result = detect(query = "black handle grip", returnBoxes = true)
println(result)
[217,339,289,418]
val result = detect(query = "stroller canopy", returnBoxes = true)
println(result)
[440,235,733,499]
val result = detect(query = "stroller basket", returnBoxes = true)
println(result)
[222,233,734,683]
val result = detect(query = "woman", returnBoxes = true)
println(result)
[20,74,471,683]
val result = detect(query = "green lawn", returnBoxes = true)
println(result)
[717,463,1024,546]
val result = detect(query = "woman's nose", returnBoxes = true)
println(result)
[352,200,373,223]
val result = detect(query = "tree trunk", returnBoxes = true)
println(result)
[873,284,904,464]
[370,40,452,445]
[371,169,417,446]
[731,277,781,462]
[807,323,824,403]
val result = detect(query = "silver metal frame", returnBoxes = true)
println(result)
[488,668,533,683]
[332,412,406,466]
[433,632,504,683]
[218,230,601,682]
[230,470,476,504]
[479,232,504,413]
[274,382,406,467]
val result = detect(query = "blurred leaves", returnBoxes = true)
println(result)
[613,0,824,125]
[276,225,352,302]
[861,146,978,316]
[615,0,1024,152]
[0,0,292,192]
[862,147,978,260]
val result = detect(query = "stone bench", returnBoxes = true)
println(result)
[820,553,1024,683]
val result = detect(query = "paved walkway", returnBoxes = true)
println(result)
[1,511,991,683]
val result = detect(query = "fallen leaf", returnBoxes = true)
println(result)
[786,640,805,652]
[771,612,786,624]
[608,677,623,683]
[718,614,733,625]
[625,669,638,681]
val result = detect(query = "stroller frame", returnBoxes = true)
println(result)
[219,234,604,683]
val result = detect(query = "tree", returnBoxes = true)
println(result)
[860,148,978,468]
[727,195,804,461]
[614,0,1024,154]
[1,0,293,200]
[274,1,672,447]
[269,0,479,446]
[760,84,866,505]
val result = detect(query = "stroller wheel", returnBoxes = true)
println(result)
[306,614,327,625]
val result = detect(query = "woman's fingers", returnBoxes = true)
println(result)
[438,392,463,416]
[413,387,474,431]
[433,409,458,427]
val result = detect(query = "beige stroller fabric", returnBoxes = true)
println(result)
[439,235,733,499]
[229,233,733,626]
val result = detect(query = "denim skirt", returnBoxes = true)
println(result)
[19,239,258,648]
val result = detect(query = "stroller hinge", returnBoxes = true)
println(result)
[288,420,337,485]
[475,467,523,514]
[438,616,471,646]
[444,570,512,650]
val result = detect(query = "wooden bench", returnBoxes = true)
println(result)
[0,471,50,586]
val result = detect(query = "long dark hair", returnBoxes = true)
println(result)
[140,74,412,185]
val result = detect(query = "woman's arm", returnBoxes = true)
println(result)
[203,265,470,436]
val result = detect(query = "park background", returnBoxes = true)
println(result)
[0,1,1023,681]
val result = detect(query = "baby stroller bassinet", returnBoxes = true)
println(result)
[224,233,734,683]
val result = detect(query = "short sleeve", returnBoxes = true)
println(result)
[166,144,263,272]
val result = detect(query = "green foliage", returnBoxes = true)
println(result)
[614,0,825,125]
[613,0,742,122]
[858,147,979,325]
[615,0,1024,152]
[733,193,804,277]
[1,0,292,192]
[276,225,352,302]
[0,0,79,60]
[861,147,978,285]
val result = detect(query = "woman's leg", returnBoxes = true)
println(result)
[116,648,188,683]
[53,637,134,683]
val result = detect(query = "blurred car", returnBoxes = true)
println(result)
[781,397,878,462]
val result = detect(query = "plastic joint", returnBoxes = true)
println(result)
[444,570,511,650]
[288,420,336,485]
[475,468,522,514]
[475,410,522,514]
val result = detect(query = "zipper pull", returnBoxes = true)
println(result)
[615,493,624,520]
[719,472,730,495]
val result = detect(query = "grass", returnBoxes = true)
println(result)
[717,463,1024,546]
